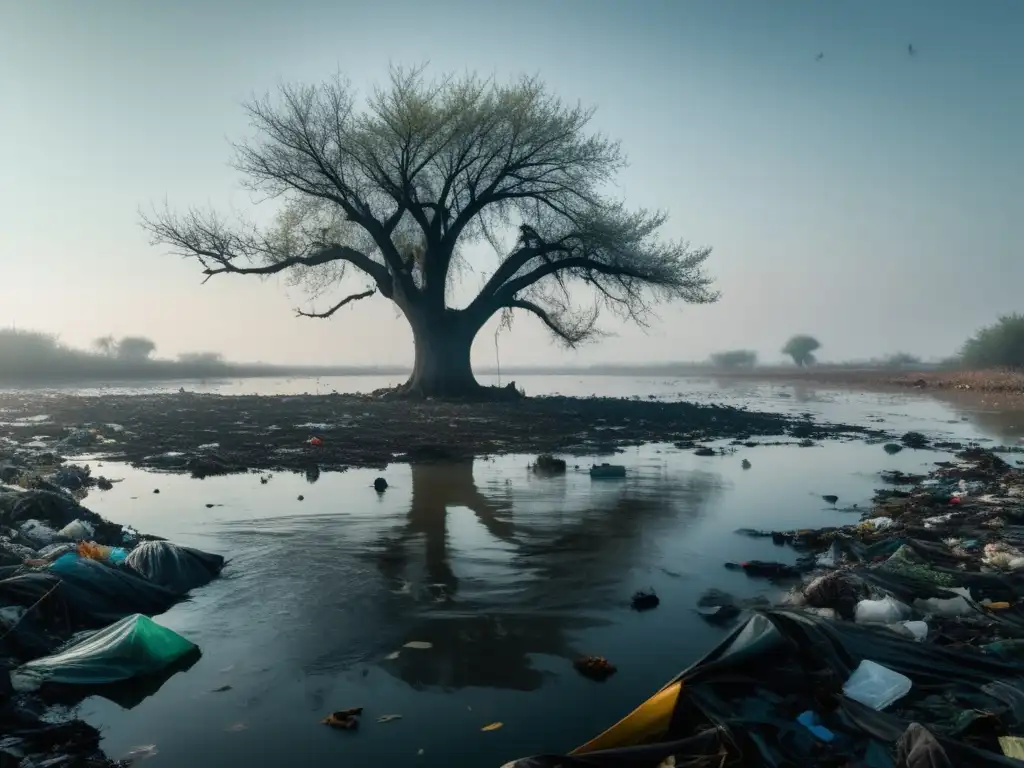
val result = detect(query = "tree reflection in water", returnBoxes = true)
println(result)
[374,458,722,692]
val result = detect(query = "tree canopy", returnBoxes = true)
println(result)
[141,66,718,396]
[782,335,821,367]
[961,314,1024,369]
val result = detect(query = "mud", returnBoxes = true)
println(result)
[0,392,884,476]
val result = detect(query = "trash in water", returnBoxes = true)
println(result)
[121,744,159,763]
[9,614,197,691]
[574,656,617,681]
[481,722,504,732]
[385,651,401,660]
[377,714,403,723]
[374,477,388,492]
[822,494,838,505]
[534,454,567,474]
[507,448,1024,767]
[322,708,362,730]
[631,589,660,611]
[741,459,751,469]
[403,641,433,650]
[308,436,324,447]
[590,463,626,479]
[123,540,225,594]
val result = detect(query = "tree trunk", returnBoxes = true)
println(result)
[401,311,482,398]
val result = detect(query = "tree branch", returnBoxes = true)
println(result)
[506,298,599,347]
[296,288,376,318]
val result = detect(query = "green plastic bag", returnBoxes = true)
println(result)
[10,613,196,692]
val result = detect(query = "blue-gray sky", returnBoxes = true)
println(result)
[1,0,1021,366]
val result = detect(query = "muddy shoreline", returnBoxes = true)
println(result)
[699,367,1024,397]
[0,392,889,476]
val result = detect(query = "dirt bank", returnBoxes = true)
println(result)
[700,367,1024,397]
[0,392,884,475]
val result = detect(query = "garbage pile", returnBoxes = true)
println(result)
[509,448,1024,766]
[0,486,224,767]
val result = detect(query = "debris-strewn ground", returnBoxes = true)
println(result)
[1,482,223,767]
[0,393,883,476]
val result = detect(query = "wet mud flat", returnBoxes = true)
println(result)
[0,392,883,476]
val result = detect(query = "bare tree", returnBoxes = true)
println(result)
[116,336,157,362]
[141,67,718,397]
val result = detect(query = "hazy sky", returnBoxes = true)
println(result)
[1,0,1021,367]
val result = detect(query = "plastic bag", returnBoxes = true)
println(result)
[9,613,197,692]
[855,596,911,624]
[843,659,912,710]
[19,519,60,548]
[77,541,112,562]
[124,540,225,594]
[901,620,929,642]
[58,519,95,541]
[914,587,974,618]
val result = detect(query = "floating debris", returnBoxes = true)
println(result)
[574,656,617,681]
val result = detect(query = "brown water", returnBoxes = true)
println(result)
[43,377,1024,766]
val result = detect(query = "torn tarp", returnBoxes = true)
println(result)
[9,613,197,692]
[506,610,1024,767]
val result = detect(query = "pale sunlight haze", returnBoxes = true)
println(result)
[1,0,1021,367]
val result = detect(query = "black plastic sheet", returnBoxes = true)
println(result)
[124,540,225,595]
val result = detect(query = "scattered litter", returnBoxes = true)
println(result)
[631,589,660,611]
[843,660,912,710]
[403,641,433,650]
[481,722,504,732]
[796,710,834,742]
[855,596,912,624]
[226,723,248,732]
[322,708,362,730]
[377,714,403,723]
[121,744,159,763]
[59,519,96,541]
[999,736,1024,759]
[211,685,232,693]
[308,436,324,447]
[574,656,617,681]
[385,651,401,660]
[534,454,567,474]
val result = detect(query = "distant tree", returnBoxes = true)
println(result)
[0,329,62,360]
[177,351,225,365]
[93,335,117,356]
[141,66,718,398]
[881,352,922,369]
[782,335,821,367]
[961,314,1024,369]
[709,349,757,369]
[115,336,156,362]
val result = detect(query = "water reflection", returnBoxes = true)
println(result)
[374,460,516,600]
[370,459,724,692]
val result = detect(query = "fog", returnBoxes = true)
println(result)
[1,0,1021,369]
